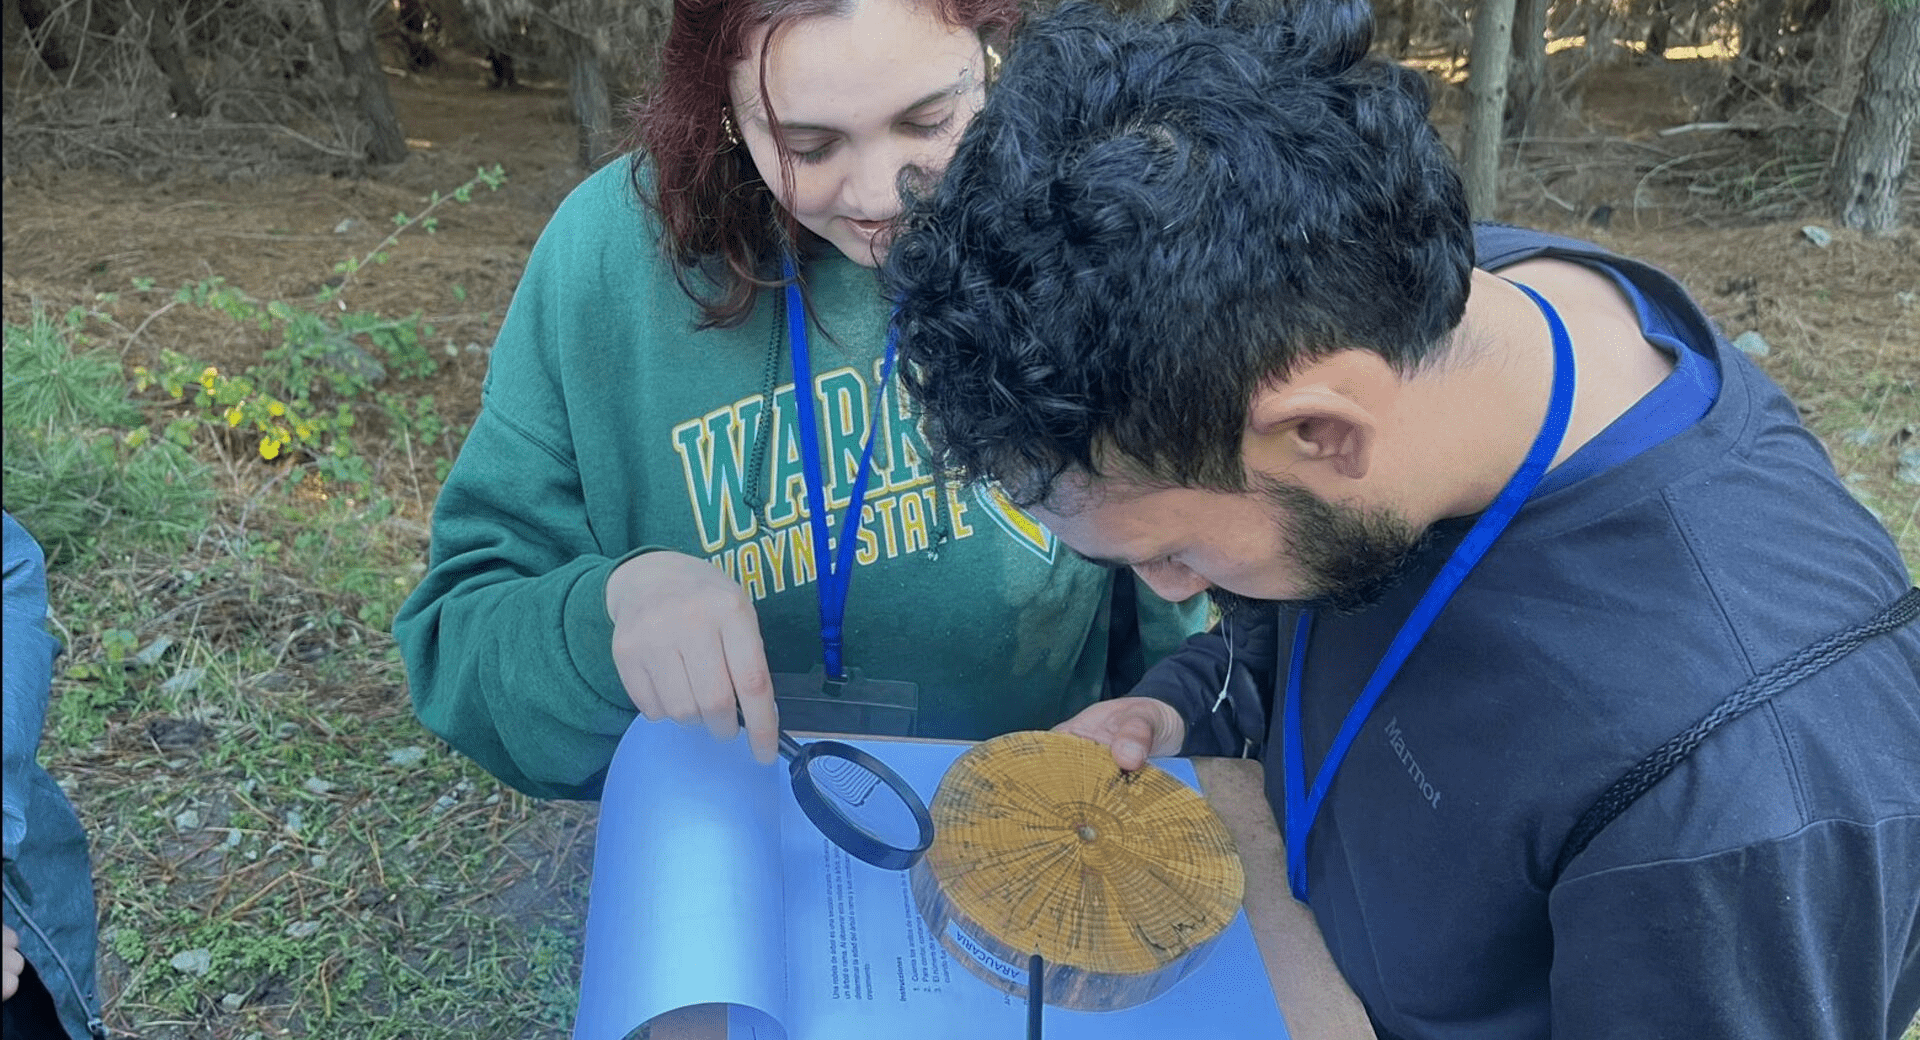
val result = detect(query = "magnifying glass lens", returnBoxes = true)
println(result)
[806,752,925,851]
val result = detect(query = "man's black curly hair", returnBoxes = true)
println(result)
[884,0,1473,505]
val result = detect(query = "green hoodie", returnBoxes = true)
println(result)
[393,162,1206,800]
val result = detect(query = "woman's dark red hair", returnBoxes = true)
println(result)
[630,0,1019,329]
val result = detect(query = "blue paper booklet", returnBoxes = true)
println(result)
[573,720,1291,1040]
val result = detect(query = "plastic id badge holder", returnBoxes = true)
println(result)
[771,667,918,737]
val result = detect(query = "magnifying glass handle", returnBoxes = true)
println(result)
[777,728,807,762]
[738,704,806,763]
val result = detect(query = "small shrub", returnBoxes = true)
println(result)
[2,306,141,431]
[2,306,213,565]
[132,165,502,488]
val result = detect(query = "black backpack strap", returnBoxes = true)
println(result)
[1552,586,1920,883]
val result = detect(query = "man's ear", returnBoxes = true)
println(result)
[1243,353,1390,483]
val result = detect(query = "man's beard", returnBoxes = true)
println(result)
[1208,479,1430,618]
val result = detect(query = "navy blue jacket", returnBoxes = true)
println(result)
[1135,227,1920,1039]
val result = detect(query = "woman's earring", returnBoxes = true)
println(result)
[721,108,742,148]
[984,43,1002,84]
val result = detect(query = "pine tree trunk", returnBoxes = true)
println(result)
[1829,2,1920,234]
[1582,0,1628,64]
[130,0,206,118]
[1739,0,1790,62]
[1462,0,1518,219]
[317,0,409,166]
[16,0,74,72]
[1504,0,1549,138]
[1377,0,1416,55]
[564,29,615,169]
[1645,0,1673,54]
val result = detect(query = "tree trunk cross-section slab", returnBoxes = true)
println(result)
[910,731,1246,1011]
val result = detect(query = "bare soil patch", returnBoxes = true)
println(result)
[3,59,587,436]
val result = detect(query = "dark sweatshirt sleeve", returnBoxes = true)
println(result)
[1130,602,1280,758]
[391,173,653,801]
[1547,815,1920,1039]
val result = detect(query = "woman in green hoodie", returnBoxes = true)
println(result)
[392,0,1206,800]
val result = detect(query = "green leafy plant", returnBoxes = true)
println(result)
[129,166,502,487]
[327,164,506,302]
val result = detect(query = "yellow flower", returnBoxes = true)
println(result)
[294,423,314,441]
[259,436,281,460]
[267,401,286,417]
[225,406,244,427]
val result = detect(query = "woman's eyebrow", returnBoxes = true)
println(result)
[775,80,968,134]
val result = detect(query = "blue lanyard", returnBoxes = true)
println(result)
[783,267,897,679]
[1282,282,1577,902]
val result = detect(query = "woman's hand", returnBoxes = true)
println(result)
[606,551,779,763]
[1053,697,1188,771]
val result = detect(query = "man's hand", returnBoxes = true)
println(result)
[3,922,21,1001]
[1054,697,1188,771]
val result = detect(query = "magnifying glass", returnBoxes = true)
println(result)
[773,726,1041,1035]
[775,728,935,871]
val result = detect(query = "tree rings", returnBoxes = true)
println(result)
[909,731,1245,1011]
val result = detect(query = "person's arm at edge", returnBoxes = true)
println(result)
[2,512,62,861]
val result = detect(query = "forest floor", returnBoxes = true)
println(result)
[1,44,1915,1040]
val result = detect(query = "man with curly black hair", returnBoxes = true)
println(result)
[885,2,1920,1037]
